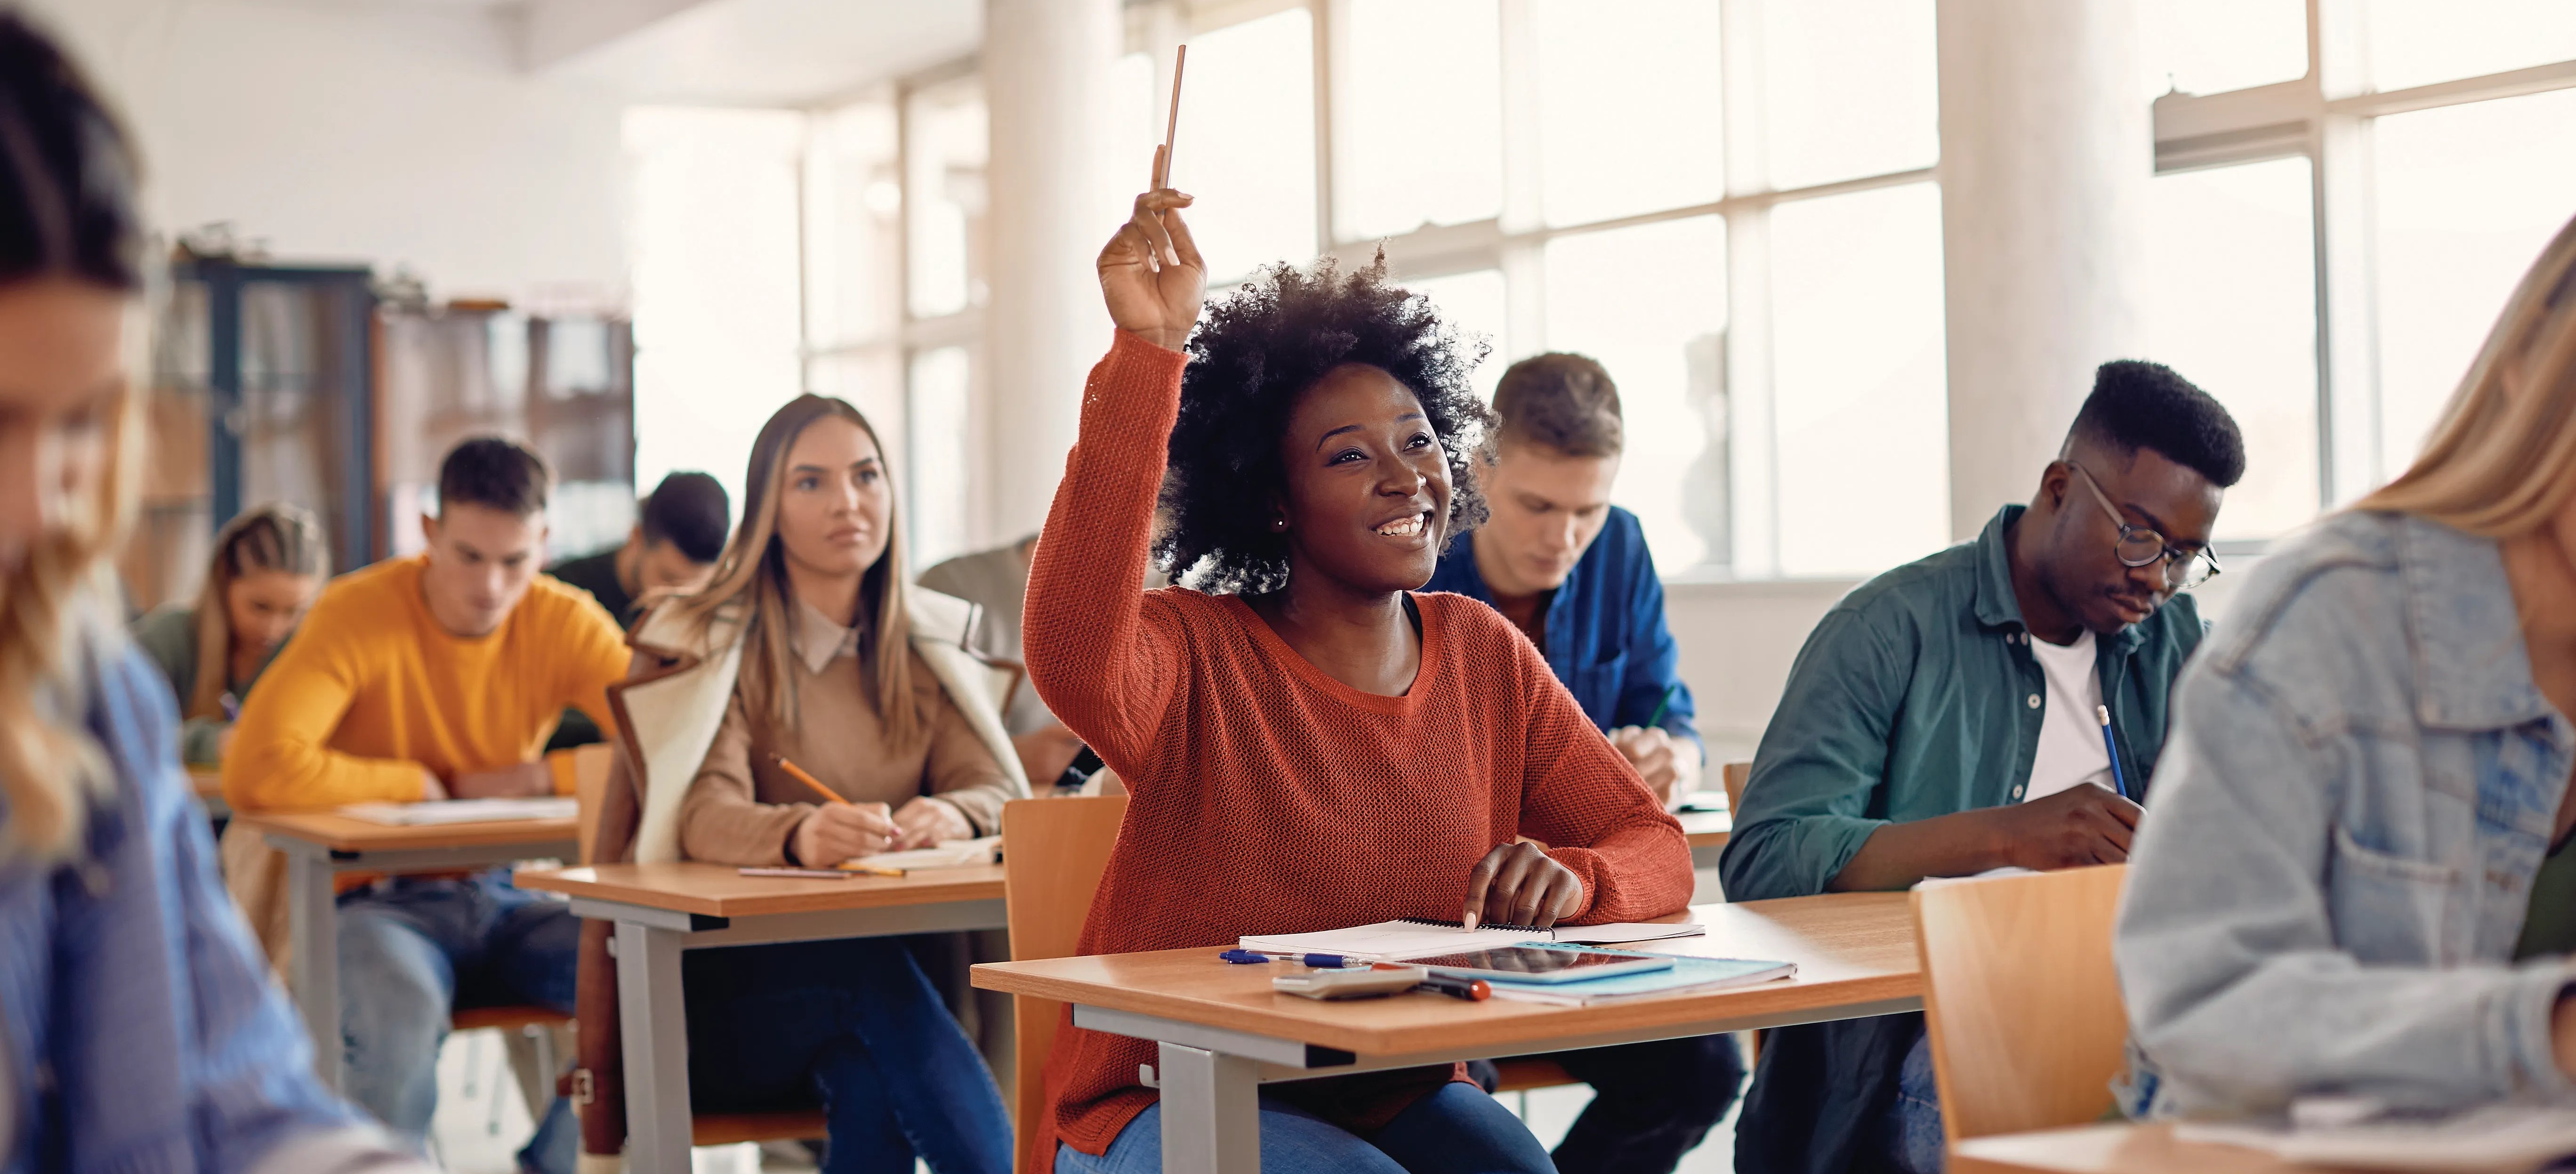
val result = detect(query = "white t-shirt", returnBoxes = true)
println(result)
[2022,629,2113,803]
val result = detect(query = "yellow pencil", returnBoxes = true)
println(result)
[772,754,906,875]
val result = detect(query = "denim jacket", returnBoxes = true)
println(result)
[2117,510,2576,1117]
[1,619,418,1174]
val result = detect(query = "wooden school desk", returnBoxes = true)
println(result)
[236,810,580,1087]
[1676,808,1731,868]
[1950,1123,2326,1174]
[973,890,1919,1174]
[513,862,1009,1174]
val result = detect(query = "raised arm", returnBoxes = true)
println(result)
[1022,170,1208,771]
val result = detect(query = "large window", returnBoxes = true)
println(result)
[2145,1,2576,531]
[765,1,2576,583]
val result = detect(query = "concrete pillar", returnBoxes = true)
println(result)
[981,0,1121,542]
[1935,0,2149,541]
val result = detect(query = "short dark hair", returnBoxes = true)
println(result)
[1157,252,1494,595]
[2066,360,2246,488]
[638,470,729,563]
[437,437,550,518]
[1493,352,1622,458]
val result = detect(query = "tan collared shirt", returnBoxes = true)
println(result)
[676,599,1014,865]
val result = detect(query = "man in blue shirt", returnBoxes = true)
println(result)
[1425,352,1734,1174]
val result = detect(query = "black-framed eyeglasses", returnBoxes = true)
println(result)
[2068,463,2221,591]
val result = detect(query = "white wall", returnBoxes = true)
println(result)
[29,0,630,303]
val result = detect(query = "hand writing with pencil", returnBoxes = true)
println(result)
[791,801,898,867]
[1607,726,1698,808]
[890,795,971,851]
[1463,842,1586,930]
[1097,146,1205,354]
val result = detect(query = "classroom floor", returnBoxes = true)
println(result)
[428,1030,1741,1173]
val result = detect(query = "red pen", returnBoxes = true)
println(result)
[1375,963,1491,1001]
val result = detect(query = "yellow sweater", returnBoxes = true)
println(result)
[224,554,629,812]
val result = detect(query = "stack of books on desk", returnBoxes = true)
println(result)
[1482,945,1796,1006]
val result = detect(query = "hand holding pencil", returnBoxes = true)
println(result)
[776,754,899,867]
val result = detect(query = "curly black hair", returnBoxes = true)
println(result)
[1155,253,1495,595]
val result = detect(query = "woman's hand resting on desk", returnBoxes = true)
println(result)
[1097,148,1206,353]
[1465,842,1586,929]
[792,801,898,866]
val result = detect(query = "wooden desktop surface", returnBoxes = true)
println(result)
[515,861,1007,918]
[1676,808,1730,846]
[1950,1123,2362,1174]
[971,891,1914,1057]
[232,810,580,853]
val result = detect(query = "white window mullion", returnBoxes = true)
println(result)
[1720,0,1776,576]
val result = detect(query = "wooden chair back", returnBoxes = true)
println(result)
[1720,761,1752,815]
[1912,864,2131,1148]
[1000,795,1129,1174]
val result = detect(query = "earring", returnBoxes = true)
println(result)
[1271,519,1287,531]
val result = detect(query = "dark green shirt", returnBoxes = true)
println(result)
[547,549,633,621]
[542,550,630,751]
[1720,504,2205,902]
[1723,504,2207,1174]
[2516,834,2576,961]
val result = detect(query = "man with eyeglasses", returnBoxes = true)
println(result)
[1719,360,2245,1174]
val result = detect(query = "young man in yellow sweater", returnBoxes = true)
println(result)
[225,437,629,1174]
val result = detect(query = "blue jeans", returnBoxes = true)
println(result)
[1471,1034,1745,1174]
[337,870,580,1174]
[1056,1084,1556,1174]
[1886,1032,1944,1174]
[683,937,1010,1174]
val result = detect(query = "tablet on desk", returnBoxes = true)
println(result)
[1410,946,1674,984]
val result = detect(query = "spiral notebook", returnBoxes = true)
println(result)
[1240,916,1705,962]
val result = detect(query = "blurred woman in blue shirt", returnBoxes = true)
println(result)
[0,13,426,1172]
[2120,211,2576,1115]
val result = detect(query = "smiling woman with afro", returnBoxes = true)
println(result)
[1155,251,1495,594]
[1018,181,1696,1174]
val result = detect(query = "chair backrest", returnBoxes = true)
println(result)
[565,742,615,864]
[1911,863,2130,1148]
[1721,761,1752,815]
[1000,794,1128,1174]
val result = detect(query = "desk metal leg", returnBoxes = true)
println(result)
[286,850,341,1087]
[615,921,693,1174]
[1159,1041,1261,1174]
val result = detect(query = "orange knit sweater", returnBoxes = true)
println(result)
[1024,332,1695,1161]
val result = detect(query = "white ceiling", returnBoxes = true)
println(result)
[536,0,981,106]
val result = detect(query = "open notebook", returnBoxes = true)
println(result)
[1240,917,1706,962]
[838,835,1001,871]
[340,797,578,826]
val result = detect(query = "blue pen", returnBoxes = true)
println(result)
[1219,949,1352,968]
[2096,704,2128,800]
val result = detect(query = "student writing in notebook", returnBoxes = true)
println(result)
[129,502,329,765]
[2119,213,2576,1123]
[1719,364,2243,1174]
[1022,173,1694,1174]
[222,438,629,1174]
[578,394,1016,1174]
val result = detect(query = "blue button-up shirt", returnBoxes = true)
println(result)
[1422,505,1700,752]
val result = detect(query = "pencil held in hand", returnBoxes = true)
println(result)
[771,753,844,806]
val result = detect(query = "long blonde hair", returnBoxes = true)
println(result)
[0,10,147,859]
[662,395,928,753]
[184,502,329,720]
[2358,212,2576,535]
